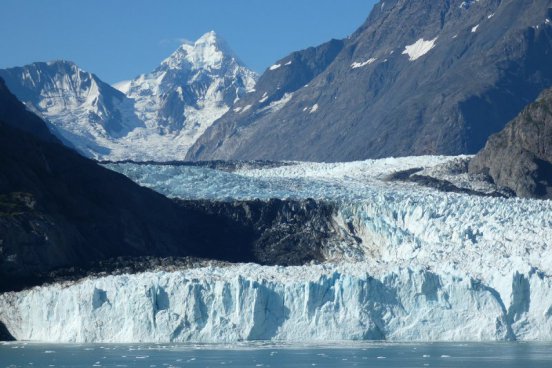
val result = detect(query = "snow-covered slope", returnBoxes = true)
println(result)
[113,31,257,160]
[0,32,257,160]
[2,156,551,342]
[0,61,143,155]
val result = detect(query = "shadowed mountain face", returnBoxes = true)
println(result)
[0,77,207,291]
[0,78,350,292]
[187,0,552,162]
[469,87,552,199]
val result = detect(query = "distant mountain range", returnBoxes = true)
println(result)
[187,0,552,162]
[2,1,551,163]
[0,31,257,161]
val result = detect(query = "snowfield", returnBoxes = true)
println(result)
[2,156,552,342]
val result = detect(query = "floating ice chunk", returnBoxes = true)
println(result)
[351,58,377,69]
[402,37,438,61]
[269,64,281,71]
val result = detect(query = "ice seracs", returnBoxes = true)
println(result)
[4,265,551,343]
[402,37,438,61]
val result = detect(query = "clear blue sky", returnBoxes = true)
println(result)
[0,0,377,83]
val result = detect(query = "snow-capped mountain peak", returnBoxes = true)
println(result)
[161,31,238,71]
[0,60,140,145]
[1,32,257,161]
[118,31,257,154]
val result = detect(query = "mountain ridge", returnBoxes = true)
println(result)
[0,31,257,161]
[187,0,552,162]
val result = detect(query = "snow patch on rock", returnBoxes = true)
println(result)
[351,58,377,69]
[402,38,438,61]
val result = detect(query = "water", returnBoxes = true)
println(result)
[1,342,552,367]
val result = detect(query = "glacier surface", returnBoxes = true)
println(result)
[2,156,552,342]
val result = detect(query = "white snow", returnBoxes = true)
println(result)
[351,58,377,69]
[310,104,319,113]
[472,24,480,32]
[269,64,282,71]
[459,0,478,9]
[7,32,258,162]
[259,92,269,103]
[402,38,438,61]
[487,13,495,19]
[546,19,551,24]
[285,60,292,66]
[112,80,132,94]
[3,155,552,343]
[241,104,252,113]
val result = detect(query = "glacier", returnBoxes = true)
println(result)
[1,265,551,343]
[2,156,552,342]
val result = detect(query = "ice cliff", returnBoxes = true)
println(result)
[1,265,551,342]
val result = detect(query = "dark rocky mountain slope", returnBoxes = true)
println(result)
[0,79,348,292]
[469,87,552,199]
[188,0,552,162]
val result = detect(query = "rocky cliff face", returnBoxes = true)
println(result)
[188,0,552,162]
[469,87,552,199]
